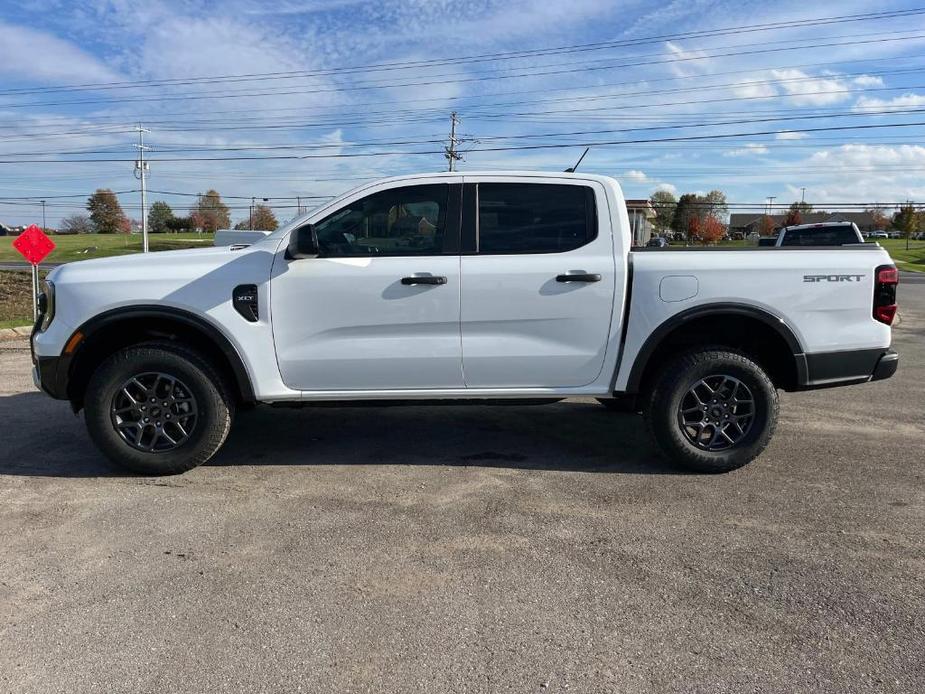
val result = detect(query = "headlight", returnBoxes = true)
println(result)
[38,279,55,331]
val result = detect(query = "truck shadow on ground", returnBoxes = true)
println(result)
[0,393,680,477]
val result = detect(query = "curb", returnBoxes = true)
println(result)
[0,326,31,341]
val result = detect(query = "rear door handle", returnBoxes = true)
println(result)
[556,273,601,283]
[401,275,447,285]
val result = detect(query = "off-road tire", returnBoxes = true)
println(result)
[643,349,778,473]
[84,342,234,475]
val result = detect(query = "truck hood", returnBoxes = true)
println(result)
[48,243,278,327]
[50,245,244,282]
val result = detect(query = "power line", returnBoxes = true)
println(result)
[4,30,924,110]
[1,118,924,164]
[3,105,924,159]
[2,52,921,134]
[2,7,920,98]
[3,54,923,142]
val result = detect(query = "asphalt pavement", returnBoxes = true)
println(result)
[0,286,923,693]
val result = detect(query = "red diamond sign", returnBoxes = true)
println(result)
[12,224,55,265]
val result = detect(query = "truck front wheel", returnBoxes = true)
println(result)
[643,349,778,473]
[84,342,234,475]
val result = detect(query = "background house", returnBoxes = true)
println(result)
[625,199,656,246]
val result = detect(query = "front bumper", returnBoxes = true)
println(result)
[33,355,69,399]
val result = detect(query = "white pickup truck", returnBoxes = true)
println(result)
[31,172,899,475]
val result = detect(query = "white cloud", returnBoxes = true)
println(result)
[770,69,851,106]
[855,93,925,111]
[801,145,925,202]
[723,143,769,157]
[853,75,884,88]
[654,182,677,195]
[0,21,120,84]
[664,41,712,78]
[731,80,778,99]
[624,170,649,182]
[776,131,808,140]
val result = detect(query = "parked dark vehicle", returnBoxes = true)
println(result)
[776,223,865,247]
[646,236,669,248]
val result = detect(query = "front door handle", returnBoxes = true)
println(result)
[401,275,447,285]
[556,273,601,283]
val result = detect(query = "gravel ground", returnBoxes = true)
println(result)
[0,285,922,694]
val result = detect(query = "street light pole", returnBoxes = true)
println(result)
[133,125,151,252]
[40,200,46,231]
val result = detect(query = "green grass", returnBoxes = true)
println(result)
[0,232,215,264]
[694,238,925,272]
[0,318,31,330]
[877,239,925,272]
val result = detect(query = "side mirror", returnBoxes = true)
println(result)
[287,224,319,259]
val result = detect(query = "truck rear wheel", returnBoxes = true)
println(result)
[643,349,778,473]
[84,342,234,475]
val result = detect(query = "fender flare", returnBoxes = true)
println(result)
[66,305,255,402]
[623,302,807,393]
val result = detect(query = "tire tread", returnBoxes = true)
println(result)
[643,348,778,473]
[84,341,234,475]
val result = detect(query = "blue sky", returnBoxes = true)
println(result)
[1,0,924,227]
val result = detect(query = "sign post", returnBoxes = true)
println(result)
[12,224,56,321]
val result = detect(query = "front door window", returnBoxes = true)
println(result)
[314,184,449,257]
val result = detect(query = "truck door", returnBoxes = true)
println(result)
[459,179,617,388]
[271,182,464,391]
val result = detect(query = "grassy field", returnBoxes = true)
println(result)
[0,270,46,329]
[0,232,215,264]
[0,234,215,329]
[878,238,925,272]
[705,238,925,271]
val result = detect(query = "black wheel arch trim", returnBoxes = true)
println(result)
[623,302,807,394]
[63,305,256,404]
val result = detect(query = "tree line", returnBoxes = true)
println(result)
[648,189,923,245]
[649,189,729,244]
[58,189,279,234]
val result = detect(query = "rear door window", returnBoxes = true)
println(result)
[477,183,596,254]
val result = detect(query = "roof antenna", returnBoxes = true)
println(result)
[565,146,590,173]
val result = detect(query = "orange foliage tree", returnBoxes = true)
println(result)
[783,209,802,226]
[758,215,777,236]
[689,214,725,244]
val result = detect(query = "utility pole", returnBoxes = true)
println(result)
[766,196,776,215]
[133,125,151,252]
[250,197,255,230]
[296,196,302,216]
[445,111,462,172]
[40,200,46,231]
[800,187,806,204]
